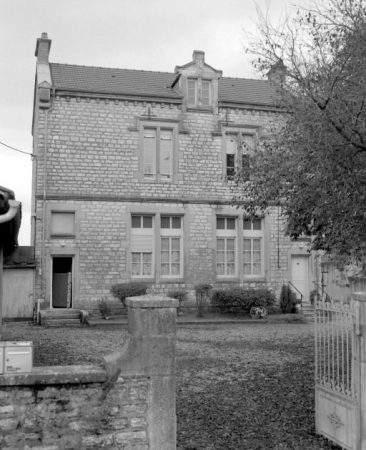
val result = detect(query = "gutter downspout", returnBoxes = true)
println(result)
[0,200,21,332]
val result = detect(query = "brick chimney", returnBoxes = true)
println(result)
[35,32,52,63]
[267,59,286,85]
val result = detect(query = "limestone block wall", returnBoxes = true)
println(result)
[0,296,178,450]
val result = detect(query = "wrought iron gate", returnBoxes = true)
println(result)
[315,299,360,450]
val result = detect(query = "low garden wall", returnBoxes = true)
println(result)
[0,295,179,450]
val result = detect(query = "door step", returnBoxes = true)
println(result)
[300,303,315,320]
[39,309,82,327]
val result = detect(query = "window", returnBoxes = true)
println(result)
[143,127,173,180]
[216,217,237,277]
[187,79,211,107]
[131,215,154,277]
[243,218,263,277]
[160,216,183,277]
[225,132,256,179]
[51,212,75,237]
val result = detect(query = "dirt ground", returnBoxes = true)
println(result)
[1,320,340,450]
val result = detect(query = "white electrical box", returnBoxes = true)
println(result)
[3,341,33,374]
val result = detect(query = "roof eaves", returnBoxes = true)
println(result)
[54,88,183,102]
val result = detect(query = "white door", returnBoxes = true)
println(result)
[291,256,309,303]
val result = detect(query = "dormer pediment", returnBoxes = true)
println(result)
[174,51,222,113]
[175,50,223,79]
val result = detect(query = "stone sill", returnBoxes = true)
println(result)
[0,365,107,386]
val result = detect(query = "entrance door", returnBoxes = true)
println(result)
[291,256,309,302]
[52,257,73,308]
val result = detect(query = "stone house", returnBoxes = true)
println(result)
[31,33,316,313]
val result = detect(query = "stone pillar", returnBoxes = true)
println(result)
[352,292,366,450]
[103,295,179,450]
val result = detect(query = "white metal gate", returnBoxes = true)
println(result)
[315,299,360,450]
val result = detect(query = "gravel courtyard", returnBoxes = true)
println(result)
[1,320,341,450]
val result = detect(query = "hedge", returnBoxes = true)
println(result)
[211,287,276,314]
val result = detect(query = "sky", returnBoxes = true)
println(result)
[0,0,298,245]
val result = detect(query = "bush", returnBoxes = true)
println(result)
[168,289,187,313]
[97,296,112,319]
[110,282,148,307]
[279,284,298,314]
[211,287,276,314]
[310,289,321,305]
[195,284,212,317]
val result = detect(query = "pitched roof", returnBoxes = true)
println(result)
[49,63,277,106]
[50,63,182,100]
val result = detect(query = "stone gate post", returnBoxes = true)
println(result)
[352,292,366,450]
[103,295,179,450]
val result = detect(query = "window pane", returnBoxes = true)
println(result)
[226,154,235,177]
[253,264,261,275]
[217,238,225,249]
[227,251,235,263]
[160,130,172,176]
[172,238,180,250]
[243,263,252,276]
[202,81,210,105]
[227,219,236,230]
[243,238,251,251]
[143,262,152,275]
[171,250,180,262]
[217,251,225,263]
[226,238,235,250]
[161,251,170,263]
[172,216,181,229]
[132,252,141,275]
[143,130,156,175]
[253,219,262,230]
[132,216,141,228]
[217,263,225,275]
[226,136,237,154]
[132,253,140,264]
[253,238,261,250]
[217,218,225,230]
[161,237,169,250]
[161,263,169,275]
[227,264,235,275]
[242,134,255,151]
[188,79,196,105]
[143,216,153,228]
[253,251,261,263]
[243,219,251,230]
[171,264,180,275]
[161,216,170,228]
[142,253,151,263]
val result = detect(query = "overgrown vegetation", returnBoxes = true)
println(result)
[279,284,299,314]
[97,296,112,319]
[239,0,366,271]
[168,289,187,314]
[211,287,275,314]
[195,284,212,317]
[110,282,148,307]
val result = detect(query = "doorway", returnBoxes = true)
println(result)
[52,256,73,308]
[291,256,309,302]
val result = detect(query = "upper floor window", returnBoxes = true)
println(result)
[51,212,75,237]
[143,127,173,181]
[187,79,211,107]
[225,132,256,179]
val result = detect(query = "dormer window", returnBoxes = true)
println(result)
[187,78,211,107]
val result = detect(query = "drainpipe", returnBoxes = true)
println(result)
[0,200,21,331]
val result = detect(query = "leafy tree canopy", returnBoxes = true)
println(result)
[238,0,366,270]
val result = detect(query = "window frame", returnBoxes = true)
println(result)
[224,130,257,179]
[243,218,264,278]
[187,78,212,107]
[131,214,155,279]
[160,215,183,279]
[216,216,238,278]
[139,120,178,182]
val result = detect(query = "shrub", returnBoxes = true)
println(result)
[168,289,187,313]
[97,297,112,319]
[110,282,148,307]
[211,287,275,314]
[310,289,321,305]
[195,284,212,317]
[279,284,298,314]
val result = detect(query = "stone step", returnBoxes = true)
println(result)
[44,319,82,327]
